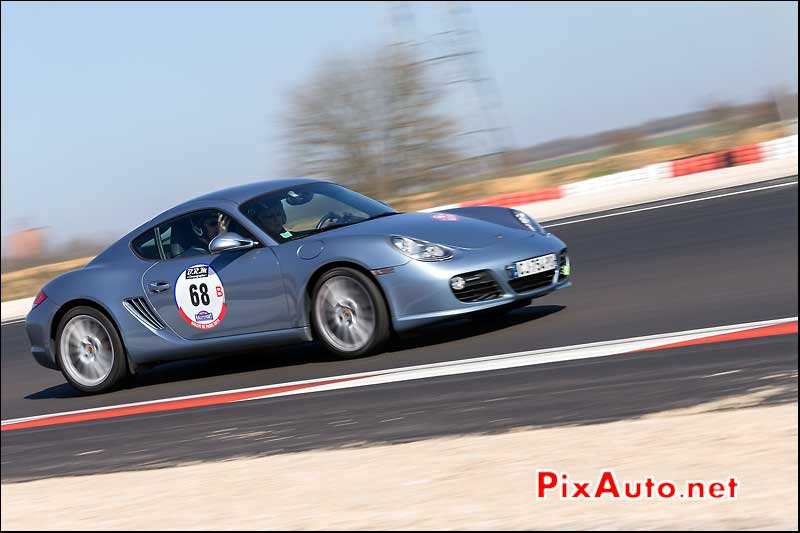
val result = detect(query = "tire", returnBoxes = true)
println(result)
[311,267,391,359]
[55,306,128,394]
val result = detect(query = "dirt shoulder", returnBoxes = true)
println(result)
[2,395,796,530]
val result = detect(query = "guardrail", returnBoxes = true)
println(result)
[421,134,798,211]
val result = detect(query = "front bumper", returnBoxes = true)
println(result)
[377,233,570,331]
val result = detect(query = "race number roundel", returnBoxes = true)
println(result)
[174,264,226,329]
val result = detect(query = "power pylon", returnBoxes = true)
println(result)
[389,1,514,178]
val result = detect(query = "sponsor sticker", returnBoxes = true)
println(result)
[185,266,209,279]
[195,310,214,322]
[432,213,459,221]
[175,263,226,329]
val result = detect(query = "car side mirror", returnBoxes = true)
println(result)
[209,232,257,254]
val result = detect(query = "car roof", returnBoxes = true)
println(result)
[148,177,327,229]
[93,178,328,264]
[182,177,323,206]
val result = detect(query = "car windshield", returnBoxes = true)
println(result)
[240,182,398,243]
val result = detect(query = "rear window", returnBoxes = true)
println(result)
[132,229,160,260]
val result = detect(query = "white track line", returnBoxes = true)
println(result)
[543,181,797,228]
[3,316,795,427]
[235,316,798,403]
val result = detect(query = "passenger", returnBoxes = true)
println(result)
[255,198,289,238]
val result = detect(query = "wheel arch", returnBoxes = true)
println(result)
[50,298,136,374]
[303,261,393,339]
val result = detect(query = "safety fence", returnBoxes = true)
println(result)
[421,135,797,211]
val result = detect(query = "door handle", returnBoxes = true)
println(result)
[148,281,171,293]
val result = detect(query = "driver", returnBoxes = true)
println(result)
[255,198,288,238]
[190,212,229,252]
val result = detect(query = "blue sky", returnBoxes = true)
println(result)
[1,1,797,244]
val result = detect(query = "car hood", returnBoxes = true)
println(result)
[324,211,535,249]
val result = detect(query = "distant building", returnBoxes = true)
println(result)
[5,227,48,259]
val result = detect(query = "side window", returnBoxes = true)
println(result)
[158,210,254,260]
[132,229,160,260]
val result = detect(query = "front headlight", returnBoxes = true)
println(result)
[390,236,453,261]
[512,209,548,236]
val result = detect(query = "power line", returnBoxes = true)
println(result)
[389,1,515,178]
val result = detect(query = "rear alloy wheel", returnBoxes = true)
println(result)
[56,306,128,394]
[311,268,390,358]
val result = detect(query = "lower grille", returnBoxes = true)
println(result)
[509,269,555,293]
[123,297,166,331]
[452,270,503,302]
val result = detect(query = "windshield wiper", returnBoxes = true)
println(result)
[302,222,356,237]
[365,211,401,221]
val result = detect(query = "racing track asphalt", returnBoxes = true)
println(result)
[1,177,797,481]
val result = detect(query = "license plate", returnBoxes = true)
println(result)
[513,253,556,278]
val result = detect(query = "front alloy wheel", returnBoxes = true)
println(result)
[311,268,390,358]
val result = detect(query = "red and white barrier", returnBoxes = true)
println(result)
[421,135,797,212]
[646,161,674,180]
[561,167,656,197]
[761,135,798,162]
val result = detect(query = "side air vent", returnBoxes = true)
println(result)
[123,298,166,331]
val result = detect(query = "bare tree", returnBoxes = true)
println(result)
[281,46,462,198]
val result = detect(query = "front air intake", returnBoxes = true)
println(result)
[508,270,555,293]
[123,298,166,331]
[451,270,503,302]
